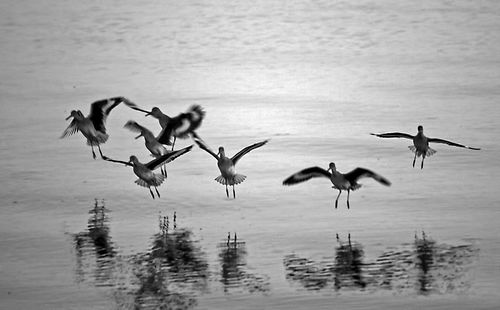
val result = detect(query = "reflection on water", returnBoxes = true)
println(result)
[284,232,478,295]
[217,233,270,294]
[73,199,116,287]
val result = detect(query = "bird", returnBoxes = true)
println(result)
[101,145,193,199]
[132,105,205,150]
[123,120,169,175]
[61,96,138,159]
[370,125,480,169]
[283,162,391,209]
[194,137,268,198]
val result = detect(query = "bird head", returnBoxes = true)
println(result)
[217,146,225,157]
[128,155,139,165]
[65,110,81,120]
[417,125,424,133]
[146,107,162,118]
[327,162,336,172]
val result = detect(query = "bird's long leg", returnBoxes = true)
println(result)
[90,142,96,159]
[335,190,342,209]
[171,136,177,151]
[233,185,236,199]
[421,154,425,169]
[155,187,161,198]
[97,144,104,159]
[149,187,155,199]
[412,152,417,168]
[347,189,351,209]
[225,182,229,198]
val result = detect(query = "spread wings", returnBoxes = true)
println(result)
[193,136,219,160]
[231,140,269,164]
[145,145,193,170]
[282,167,331,186]
[370,132,414,140]
[89,97,138,134]
[60,118,79,138]
[343,168,391,186]
[428,137,480,150]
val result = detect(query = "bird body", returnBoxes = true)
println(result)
[283,163,391,209]
[371,125,480,169]
[102,145,193,199]
[195,137,268,198]
[61,97,138,159]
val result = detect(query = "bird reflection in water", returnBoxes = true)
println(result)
[284,232,478,295]
[217,233,270,294]
[73,199,115,287]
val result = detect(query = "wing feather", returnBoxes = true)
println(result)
[124,120,153,136]
[282,167,331,186]
[194,137,219,160]
[344,168,391,186]
[428,137,480,150]
[145,145,193,170]
[370,132,414,140]
[60,119,79,138]
[231,140,269,164]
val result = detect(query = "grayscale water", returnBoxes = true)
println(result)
[1,0,500,309]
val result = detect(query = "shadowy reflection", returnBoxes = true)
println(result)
[73,199,115,287]
[284,232,478,295]
[217,233,270,294]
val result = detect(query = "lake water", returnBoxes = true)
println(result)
[1,0,500,309]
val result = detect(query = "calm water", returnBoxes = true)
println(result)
[1,0,500,309]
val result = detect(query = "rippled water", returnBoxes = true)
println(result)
[1,0,500,309]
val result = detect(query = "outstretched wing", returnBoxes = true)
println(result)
[101,155,133,166]
[282,166,331,186]
[428,137,480,150]
[193,136,219,160]
[124,120,153,136]
[89,97,138,134]
[145,145,193,170]
[60,118,79,138]
[185,105,205,132]
[344,168,391,186]
[370,132,414,140]
[231,140,269,164]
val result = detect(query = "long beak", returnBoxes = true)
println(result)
[135,133,143,139]
[145,111,152,117]
[65,115,72,120]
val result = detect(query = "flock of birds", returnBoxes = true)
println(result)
[62,97,481,206]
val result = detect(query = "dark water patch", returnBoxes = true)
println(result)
[284,232,478,295]
[216,232,270,294]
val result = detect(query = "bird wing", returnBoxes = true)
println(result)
[89,97,138,134]
[343,168,391,186]
[60,118,79,138]
[185,105,205,132]
[231,140,269,165]
[193,136,219,160]
[370,132,414,140]
[101,155,133,166]
[427,137,480,150]
[282,166,331,185]
[145,145,193,170]
[124,120,153,136]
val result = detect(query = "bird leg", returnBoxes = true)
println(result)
[149,187,155,199]
[347,189,351,209]
[421,155,425,169]
[97,144,104,159]
[225,183,229,198]
[412,153,417,168]
[155,187,161,198]
[233,185,236,199]
[335,190,342,209]
[171,136,177,151]
[90,142,97,159]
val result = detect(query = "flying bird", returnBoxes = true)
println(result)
[195,137,268,198]
[132,105,205,150]
[370,125,480,169]
[61,96,138,159]
[102,145,193,199]
[124,120,169,175]
[283,162,391,209]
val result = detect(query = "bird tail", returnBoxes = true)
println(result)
[408,146,436,157]
[135,173,165,187]
[215,174,246,185]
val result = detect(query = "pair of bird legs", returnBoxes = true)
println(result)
[334,188,351,209]
[225,183,236,199]
[90,143,104,160]
[148,186,161,199]
[413,153,425,169]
